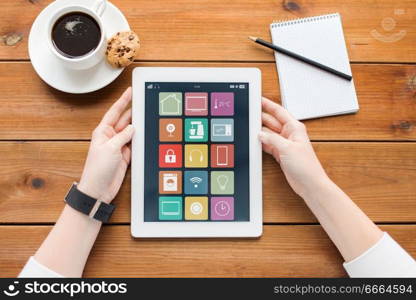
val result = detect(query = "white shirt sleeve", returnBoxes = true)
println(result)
[344,232,416,277]
[18,256,64,278]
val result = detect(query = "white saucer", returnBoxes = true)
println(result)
[28,0,130,94]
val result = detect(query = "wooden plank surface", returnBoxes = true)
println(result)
[0,62,415,141]
[0,0,415,279]
[1,225,415,277]
[0,141,414,224]
[1,0,415,62]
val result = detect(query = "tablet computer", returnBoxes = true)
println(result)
[131,67,262,237]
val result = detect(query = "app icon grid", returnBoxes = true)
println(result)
[157,90,238,221]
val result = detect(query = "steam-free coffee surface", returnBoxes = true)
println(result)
[52,12,101,58]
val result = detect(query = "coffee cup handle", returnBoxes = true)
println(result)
[93,0,107,17]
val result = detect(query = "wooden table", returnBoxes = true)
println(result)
[0,0,415,277]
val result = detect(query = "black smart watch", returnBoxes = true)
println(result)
[64,183,115,223]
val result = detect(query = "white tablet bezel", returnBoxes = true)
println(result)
[131,67,262,237]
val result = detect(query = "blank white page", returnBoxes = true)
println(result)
[270,13,359,120]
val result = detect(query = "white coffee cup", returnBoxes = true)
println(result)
[46,0,107,70]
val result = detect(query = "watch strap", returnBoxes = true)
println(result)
[92,202,116,223]
[64,183,115,222]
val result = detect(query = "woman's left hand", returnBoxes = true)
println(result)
[77,87,135,204]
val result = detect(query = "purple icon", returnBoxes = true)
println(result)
[211,92,234,116]
[211,197,234,220]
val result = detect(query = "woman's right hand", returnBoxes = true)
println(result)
[259,97,330,198]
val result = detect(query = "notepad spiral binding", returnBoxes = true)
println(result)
[271,13,339,28]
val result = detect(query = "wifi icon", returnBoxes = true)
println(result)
[185,171,208,194]
[190,177,202,188]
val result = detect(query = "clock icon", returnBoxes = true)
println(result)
[214,200,231,217]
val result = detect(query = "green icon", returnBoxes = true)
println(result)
[159,92,182,116]
[159,197,182,220]
[211,171,234,195]
[184,118,208,142]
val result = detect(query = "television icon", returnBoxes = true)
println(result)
[185,93,208,116]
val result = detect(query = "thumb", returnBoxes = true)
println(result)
[109,125,135,149]
[258,130,288,152]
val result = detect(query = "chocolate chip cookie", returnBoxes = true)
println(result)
[106,31,140,68]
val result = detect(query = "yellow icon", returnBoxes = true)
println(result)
[185,197,208,220]
[185,144,208,168]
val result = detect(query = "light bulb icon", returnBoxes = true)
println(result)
[216,175,229,191]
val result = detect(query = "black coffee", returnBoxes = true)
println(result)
[52,12,101,58]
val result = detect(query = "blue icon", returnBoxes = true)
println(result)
[184,171,208,194]
[211,119,234,142]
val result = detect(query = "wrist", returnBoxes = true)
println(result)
[63,204,102,227]
[77,180,102,201]
[77,179,114,204]
[298,175,334,200]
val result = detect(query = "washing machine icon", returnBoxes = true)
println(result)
[163,173,178,192]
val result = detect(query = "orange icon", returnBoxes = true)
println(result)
[159,118,182,142]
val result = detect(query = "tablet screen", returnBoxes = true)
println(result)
[143,82,250,222]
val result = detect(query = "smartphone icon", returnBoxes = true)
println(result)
[216,145,229,166]
[211,144,234,168]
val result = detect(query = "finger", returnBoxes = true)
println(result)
[261,127,278,154]
[262,126,285,141]
[262,112,282,133]
[115,108,132,133]
[259,129,286,162]
[262,143,281,163]
[281,119,309,142]
[262,143,273,155]
[108,124,135,149]
[100,87,132,126]
[262,126,276,134]
[258,128,288,150]
[261,97,295,124]
[121,144,132,164]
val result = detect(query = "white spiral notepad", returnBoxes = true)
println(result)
[270,13,359,120]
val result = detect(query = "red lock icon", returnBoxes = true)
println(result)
[165,149,176,163]
[159,144,182,168]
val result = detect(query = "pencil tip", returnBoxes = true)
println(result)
[248,36,257,41]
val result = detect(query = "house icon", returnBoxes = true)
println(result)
[159,93,182,115]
